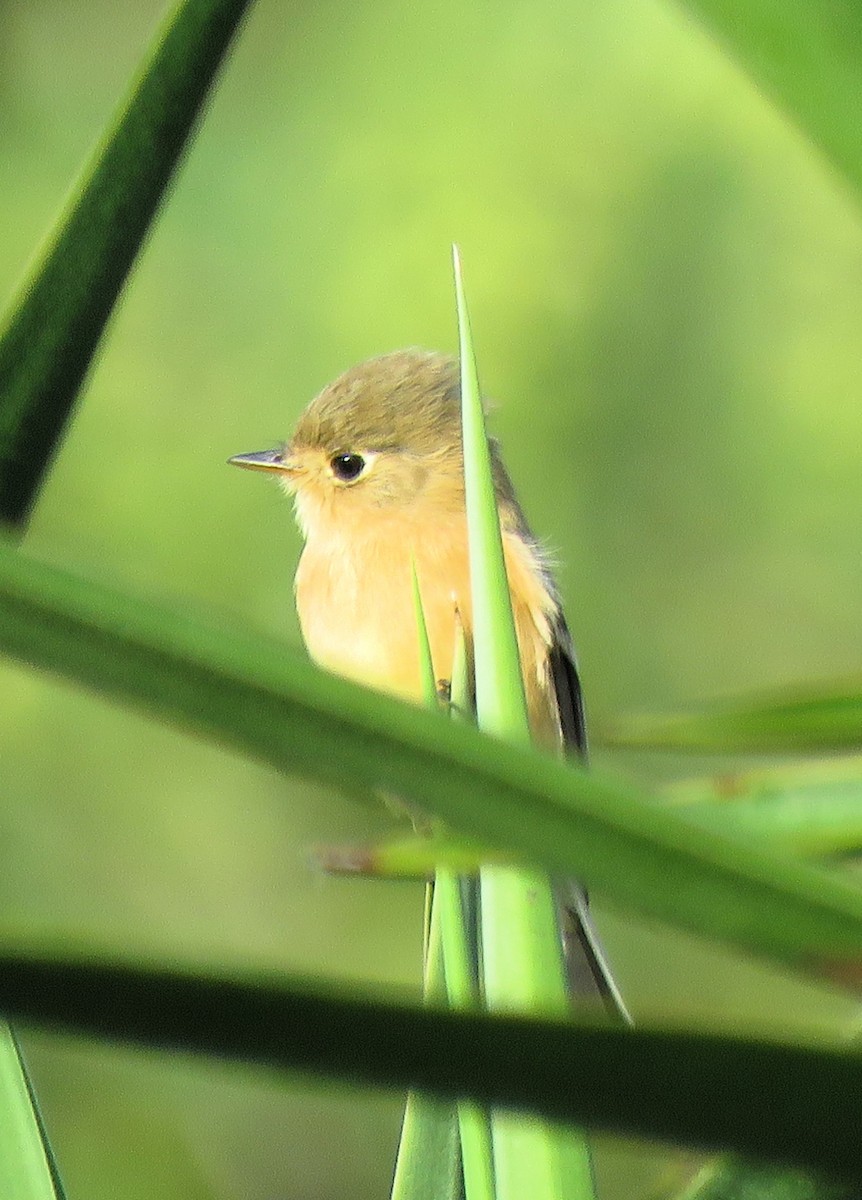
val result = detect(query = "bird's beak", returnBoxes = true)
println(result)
[228,449,299,475]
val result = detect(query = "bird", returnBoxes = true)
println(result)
[230,348,629,1021]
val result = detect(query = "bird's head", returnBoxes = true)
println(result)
[230,349,472,539]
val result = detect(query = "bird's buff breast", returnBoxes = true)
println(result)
[294,505,560,749]
[294,511,473,701]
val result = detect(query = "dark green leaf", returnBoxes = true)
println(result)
[0,0,253,527]
[0,950,860,1180]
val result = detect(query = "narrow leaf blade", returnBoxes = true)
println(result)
[453,245,530,747]
[0,950,858,1179]
[0,1025,63,1199]
[0,0,253,526]
[455,250,594,1200]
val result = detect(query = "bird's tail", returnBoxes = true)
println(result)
[458,876,631,1024]
[546,623,632,1022]
[557,881,633,1025]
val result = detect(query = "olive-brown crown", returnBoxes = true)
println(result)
[291,348,463,457]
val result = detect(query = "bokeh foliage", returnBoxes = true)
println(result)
[2,0,862,1197]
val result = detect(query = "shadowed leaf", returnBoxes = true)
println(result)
[0,950,859,1179]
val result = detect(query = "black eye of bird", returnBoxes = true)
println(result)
[330,452,366,482]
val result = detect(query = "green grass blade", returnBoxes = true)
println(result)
[442,625,496,1200]
[455,248,594,1200]
[603,681,862,754]
[453,246,529,748]
[680,0,862,201]
[412,573,495,1200]
[0,1024,63,1199]
[392,574,462,1200]
[314,833,507,879]
[0,0,252,527]
[665,757,862,806]
[449,612,471,722]
[435,870,496,1200]
[447,609,498,1200]
[7,539,862,983]
[391,1085,460,1199]
[340,836,500,879]
[391,894,462,1200]
[0,949,861,1178]
[412,564,440,710]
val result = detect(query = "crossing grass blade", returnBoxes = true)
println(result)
[670,1155,854,1200]
[664,759,862,858]
[390,894,462,1200]
[0,948,859,1178]
[403,570,496,1200]
[391,569,462,1200]
[8,539,862,984]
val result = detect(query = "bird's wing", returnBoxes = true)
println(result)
[548,611,588,759]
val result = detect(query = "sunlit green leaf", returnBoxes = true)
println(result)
[0,1025,63,1200]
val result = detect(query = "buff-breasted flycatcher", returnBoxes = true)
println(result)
[230,348,625,1015]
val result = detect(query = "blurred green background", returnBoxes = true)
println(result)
[1,0,862,1195]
